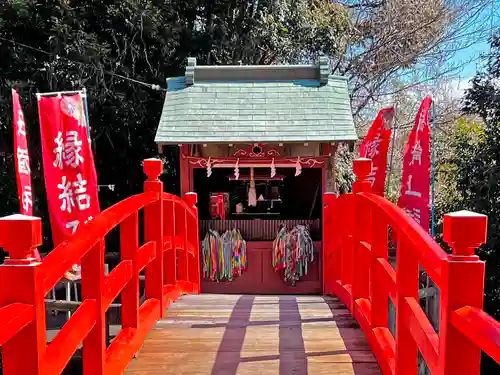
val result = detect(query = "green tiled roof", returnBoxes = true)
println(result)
[155,58,357,144]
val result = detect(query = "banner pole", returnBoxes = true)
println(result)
[82,87,91,139]
[386,103,398,196]
[430,101,437,238]
[37,89,84,97]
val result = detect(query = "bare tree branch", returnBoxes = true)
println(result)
[338,0,492,117]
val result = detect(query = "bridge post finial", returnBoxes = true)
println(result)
[440,210,487,375]
[183,192,197,208]
[352,158,372,194]
[0,214,42,265]
[443,210,487,257]
[144,158,163,181]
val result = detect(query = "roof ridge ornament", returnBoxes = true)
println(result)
[185,57,196,86]
[318,55,330,86]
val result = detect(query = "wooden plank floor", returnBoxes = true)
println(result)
[125,294,381,375]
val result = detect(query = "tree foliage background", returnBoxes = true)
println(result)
[435,33,500,373]
[0,0,493,246]
[0,1,499,371]
[443,34,500,313]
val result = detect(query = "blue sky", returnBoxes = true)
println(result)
[456,40,490,80]
[453,1,499,80]
[445,2,499,96]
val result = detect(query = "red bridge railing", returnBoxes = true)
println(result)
[0,158,200,375]
[323,158,500,375]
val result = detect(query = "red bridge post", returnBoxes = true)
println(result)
[184,192,200,294]
[121,210,140,330]
[352,158,373,309]
[440,211,487,375]
[143,158,165,316]
[163,196,177,290]
[0,215,45,374]
[177,194,188,289]
[82,239,106,375]
[370,200,390,331]
[395,229,420,374]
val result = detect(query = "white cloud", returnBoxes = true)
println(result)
[448,77,472,99]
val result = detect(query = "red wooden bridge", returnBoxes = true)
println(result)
[0,158,499,375]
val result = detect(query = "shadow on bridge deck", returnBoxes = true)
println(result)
[125,294,380,375]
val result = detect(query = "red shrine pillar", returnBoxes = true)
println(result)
[179,145,191,196]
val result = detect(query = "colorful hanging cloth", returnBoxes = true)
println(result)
[272,226,287,271]
[202,229,222,281]
[231,229,247,277]
[202,229,248,282]
[221,230,233,281]
[273,224,314,285]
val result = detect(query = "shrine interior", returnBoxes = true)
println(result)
[194,165,324,294]
[194,167,322,222]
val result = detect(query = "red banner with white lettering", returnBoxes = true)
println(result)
[359,107,394,196]
[13,89,40,262]
[12,89,33,216]
[38,94,100,246]
[398,96,432,232]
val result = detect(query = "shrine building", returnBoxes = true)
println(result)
[154,56,357,295]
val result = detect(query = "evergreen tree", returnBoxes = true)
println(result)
[443,33,500,374]
[0,0,490,250]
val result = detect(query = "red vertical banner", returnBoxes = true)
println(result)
[398,96,432,231]
[359,107,394,196]
[12,89,33,216]
[12,89,40,261]
[38,93,100,246]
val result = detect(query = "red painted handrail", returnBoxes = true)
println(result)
[0,158,201,375]
[323,157,500,375]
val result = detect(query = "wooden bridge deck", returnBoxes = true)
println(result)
[125,294,380,375]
